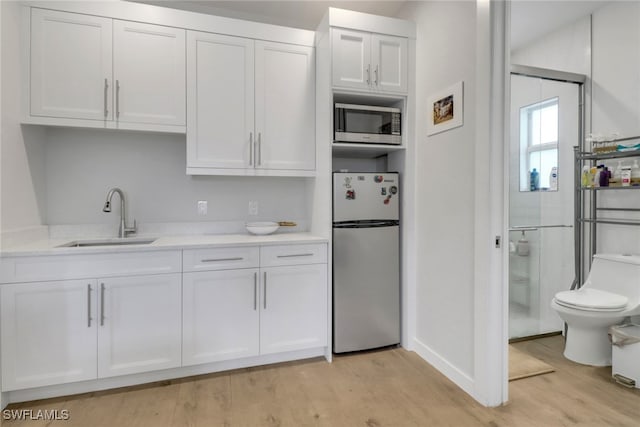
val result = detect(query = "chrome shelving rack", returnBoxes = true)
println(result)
[574,140,640,289]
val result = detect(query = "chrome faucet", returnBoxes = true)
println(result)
[103,188,137,238]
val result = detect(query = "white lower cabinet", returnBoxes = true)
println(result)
[181,244,328,365]
[260,264,328,354]
[97,274,182,378]
[1,273,182,390]
[182,269,260,366]
[0,243,328,394]
[1,280,98,391]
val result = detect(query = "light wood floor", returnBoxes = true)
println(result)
[3,336,640,426]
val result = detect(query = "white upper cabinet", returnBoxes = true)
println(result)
[331,28,371,91]
[371,34,408,94]
[255,41,315,172]
[186,31,254,170]
[113,20,186,126]
[187,32,315,176]
[332,28,407,94]
[28,9,186,130]
[30,8,113,121]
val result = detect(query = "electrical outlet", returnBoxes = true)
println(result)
[197,200,208,216]
[248,201,258,216]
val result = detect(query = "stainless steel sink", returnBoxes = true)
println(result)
[57,238,156,248]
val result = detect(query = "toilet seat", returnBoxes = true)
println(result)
[554,288,628,312]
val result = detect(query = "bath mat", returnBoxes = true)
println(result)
[509,345,555,381]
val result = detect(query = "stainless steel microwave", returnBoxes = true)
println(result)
[334,103,402,145]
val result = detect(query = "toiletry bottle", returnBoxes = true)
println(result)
[611,160,623,186]
[621,166,632,187]
[590,166,598,187]
[581,166,591,187]
[632,160,640,185]
[594,165,603,187]
[549,167,558,191]
[600,166,610,187]
[530,168,539,191]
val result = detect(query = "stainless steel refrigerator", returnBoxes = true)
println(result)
[333,172,400,353]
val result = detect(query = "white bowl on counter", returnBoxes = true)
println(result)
[246,222,280,235]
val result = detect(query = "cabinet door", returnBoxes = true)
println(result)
[187,31,255,170]
[30,8,112,120]
[331,28,371,91]
[1,280,97,391]
[183,269,259,366]
[97,274,181,378]
[255,42,315,171]
[113,20,186,126]
[371,34,408,94]
[260,265,327,354]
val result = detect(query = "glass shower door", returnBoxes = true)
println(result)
[509,73,578,339]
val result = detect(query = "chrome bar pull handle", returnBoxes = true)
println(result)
[103,78,109,118]
[116,80,121,118]
[366,64,370,85]
[374,65,379,85]
[249,132,254,166]
[201,257,244,263]
[277,253,314,258]
[253,272,258,311]
[87,284,92,327]
[258,132,262,166]
[263,272,267,309]
[100,283,105,326]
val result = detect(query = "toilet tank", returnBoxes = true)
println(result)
[584,254,640,307]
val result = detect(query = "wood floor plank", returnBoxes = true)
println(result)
[3,336,640,427]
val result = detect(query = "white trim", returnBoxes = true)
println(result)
[501,0,513,406]
[3,347,326,407]
[186,167,316,177]
[23,1,315,47]
[399,36,417,350]
[328,8,416,39]
[412,338,475,396]
[22,116,186,134]
[473,0,508,407]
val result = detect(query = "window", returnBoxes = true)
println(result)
[520,98,559,191]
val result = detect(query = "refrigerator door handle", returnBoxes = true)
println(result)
[333,220,399,229]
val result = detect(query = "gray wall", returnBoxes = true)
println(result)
[396,0,476,380]
[1,1,47,234]
[44,128,309,226]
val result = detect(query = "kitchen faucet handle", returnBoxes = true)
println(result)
[125,219,137,236]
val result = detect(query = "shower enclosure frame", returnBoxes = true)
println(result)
[509,64,586,338]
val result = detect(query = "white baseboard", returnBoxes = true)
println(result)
[4,347,327,407]
[412,337,476,399]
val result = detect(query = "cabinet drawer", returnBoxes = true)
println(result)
[183,247,259,272]
[0,251,182,284]
[260,244,327,267]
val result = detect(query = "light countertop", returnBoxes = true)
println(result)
[1,232,328,258]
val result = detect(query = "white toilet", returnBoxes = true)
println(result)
[551,254,640,366]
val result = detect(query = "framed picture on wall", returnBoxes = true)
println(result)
[427,81,464,136]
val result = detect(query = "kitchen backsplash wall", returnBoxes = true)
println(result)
[44,128,308,226]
